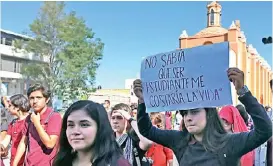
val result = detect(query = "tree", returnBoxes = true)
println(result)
[14,2,104,101]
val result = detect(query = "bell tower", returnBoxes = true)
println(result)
[207,1,222,27]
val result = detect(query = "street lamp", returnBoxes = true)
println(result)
[262,36,272,44]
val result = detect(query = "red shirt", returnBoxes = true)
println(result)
[7,118,26,166]
[22,108,62,166]
[146,143,173,166]
[165,112,172,130]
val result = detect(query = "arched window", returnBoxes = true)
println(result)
[210,9,215,25]
[203,41,213,45]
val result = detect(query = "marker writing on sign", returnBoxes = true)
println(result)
[160,50,185,68]
[144,50,185,69]
[158,67,185,79]
[148,88,221,107]
[144,75,205,94]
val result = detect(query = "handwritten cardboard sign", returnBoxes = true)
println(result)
[140,42,232,113]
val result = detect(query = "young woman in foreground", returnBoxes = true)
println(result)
[53,100,130,166]
[133,67,272,166]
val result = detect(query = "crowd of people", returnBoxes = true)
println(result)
[0,67,272,166]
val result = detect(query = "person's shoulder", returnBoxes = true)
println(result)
[128,129,139,142]
[25,114,31,121]
[51,111,62,119]
[9,118,19,125]
[46,111,62,126]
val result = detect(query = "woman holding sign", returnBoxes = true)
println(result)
[133,67,272,166]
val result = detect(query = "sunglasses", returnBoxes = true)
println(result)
[111,115,124,120]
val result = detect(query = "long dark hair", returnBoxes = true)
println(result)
[53,100,123,166]
[180,108,229,152]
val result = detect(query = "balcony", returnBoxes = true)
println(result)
[0,44,49,62]
[0,70,22,79]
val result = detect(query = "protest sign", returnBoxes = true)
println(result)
[140,42,232,113]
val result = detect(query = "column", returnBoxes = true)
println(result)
[256,59,260,102]
[251,56,257,96]
[262,67,266,105]
[246,54,251,90]
[237,46,242,70]
[260,66,264,105]
[269,71,273,107]
[263,67,266,105]
[259,65,263,104]
[265,69,269,106]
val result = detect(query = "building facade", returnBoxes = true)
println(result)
[87,79,139,106]
[88,89,131,106]
[179,1,273,106]
[0,29,48,96]
[125,78,139,104]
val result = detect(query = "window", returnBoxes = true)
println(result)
[210,9,215,25]
[1,38,5,45]
[1,56,23,73]
[14,60,17,72]
[1,56,15,72]
[5,38,13,46]
[203,41,213,45]
[17,61,22,73]
[13,60,22,73]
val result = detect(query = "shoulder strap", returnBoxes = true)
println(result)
[133,147,142,166]
[11,118,18,126]
[44,111,55,125]
[24,116,32,166]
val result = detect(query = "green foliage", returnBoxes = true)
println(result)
[14,2,104,100]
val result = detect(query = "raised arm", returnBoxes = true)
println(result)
[227,68,272,156]
[230,91,272,156]
[133,79,186,149]
[116,109,153,151]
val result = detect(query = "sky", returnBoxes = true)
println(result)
[1,1,272,89]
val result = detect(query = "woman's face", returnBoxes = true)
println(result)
[66,109,98,152]
[183,108,207,135]
[221,118,232,132]
[132,109,137,118]
[8,103,19,115]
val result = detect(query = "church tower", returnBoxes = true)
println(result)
[207,1,222,27]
